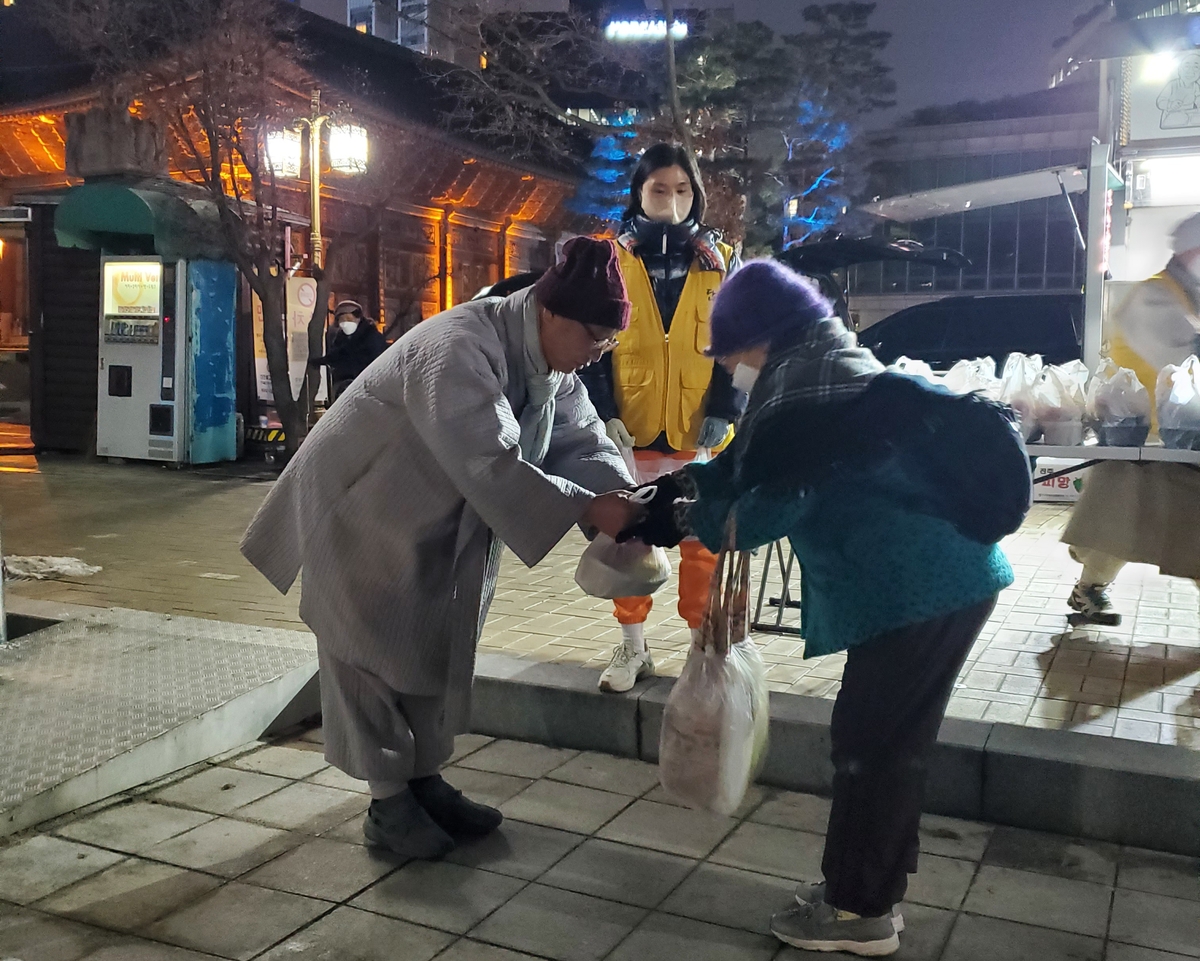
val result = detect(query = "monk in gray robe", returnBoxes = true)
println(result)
[241,238,638,858]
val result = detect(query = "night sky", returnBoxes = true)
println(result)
[729,0,1097,124]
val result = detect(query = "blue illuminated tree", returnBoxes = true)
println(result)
[567,112,638,224]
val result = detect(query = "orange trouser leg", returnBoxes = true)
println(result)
[677,537,719,629]
[613,594,654,625]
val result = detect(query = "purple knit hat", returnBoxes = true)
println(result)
[535,237,632,330]
[706,259,832,357]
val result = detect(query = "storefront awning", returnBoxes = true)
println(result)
[55,181,230,260]
[860,164,1121,223]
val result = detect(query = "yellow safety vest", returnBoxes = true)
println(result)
[1106,270,1196,433]
[612,242,732,451]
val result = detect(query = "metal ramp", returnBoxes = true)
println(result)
[0,600,317,836]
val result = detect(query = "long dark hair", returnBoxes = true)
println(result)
[623,143,707,224]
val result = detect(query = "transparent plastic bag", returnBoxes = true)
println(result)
[1157,355,1200,450]
[574,488,672,598]
[1086,358,1151,445]
[943,357,1000,398]
[889,356,938,384]
[999,353,1043,440]
[1032,364,1087,445]
[659,520,769,816]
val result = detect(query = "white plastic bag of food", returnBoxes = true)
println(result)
[999,353,1044,440]
[1086,358,1151,446]
[1157,355,1200,450]
[943,357,1000,398]
[889,356,938,384]
[659,520,769,816]
[1032,364,1088,445]
[574,488,671,598]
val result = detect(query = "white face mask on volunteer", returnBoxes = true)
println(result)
[338,319,359,336]
[731,363,761,394]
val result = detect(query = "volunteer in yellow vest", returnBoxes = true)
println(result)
[1062,212,1200,625]
[578,143,742,693]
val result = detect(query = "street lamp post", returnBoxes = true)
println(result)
[295,89,330,269]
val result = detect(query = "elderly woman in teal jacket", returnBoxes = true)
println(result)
[620,260,1015,958]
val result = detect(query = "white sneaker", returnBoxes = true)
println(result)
[794,881,905,932]
[599,642,655,693]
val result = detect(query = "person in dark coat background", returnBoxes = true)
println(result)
[310,300,389,399]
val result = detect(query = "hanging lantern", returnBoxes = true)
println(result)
[328,124,369,174]
[265,128,302,179]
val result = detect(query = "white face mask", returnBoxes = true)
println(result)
[1187,257,1200,283]
[731,363,760,394]
[338,320,359,336]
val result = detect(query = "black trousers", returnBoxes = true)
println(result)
[821,598,997,918]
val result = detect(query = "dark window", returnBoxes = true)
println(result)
[149,404,174,436]
[108,365,132,397]
[989,205,1018,290]
[1018,199,1048,289]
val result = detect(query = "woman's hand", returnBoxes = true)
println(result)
[582,491,642,540]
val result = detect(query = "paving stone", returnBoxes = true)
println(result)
[145,881,328,960]
[545,752,661,797]
[918,814,993,862]
[708,821,825,881]
[597,800,737,859]
[320,813,368,846]
[242,837,402,901]
[257,905,453,961]
[151,766,291,815]
[540,838,695,908]
[905,853,978,910]
[455,740,578,779]
[939,913,1103,961]
[448,734,496,765]
[351,861,525,934]
[1109,888,1200,957]
[446,819,585,880]
[963,865,1113,938]
[659,863,796,935]
[229,745,329,779]
[436,942,545,961]
[36,857,221,932]
[83,942,228,960]
[983,825,1120,885]
[499,779,631,834]
[470,883,646,961]
[747,790,831,835]
[1106,944,1200,961]
[641,783,768,818]
[146,816,298,878]
[0,835,125,904]
[306,765,370,794]
[442,767,534,808]
[1117,846,1200,902]
[0,900,126,960]
[55,801,214,856]
[232,781,368,833]
[609,912,778,961]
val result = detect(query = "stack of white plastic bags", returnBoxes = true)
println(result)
[1157,355,1200,450]
[1086,358,1152,447]
[658,516,769,816]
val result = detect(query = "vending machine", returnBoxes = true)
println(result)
[96,256,237,464]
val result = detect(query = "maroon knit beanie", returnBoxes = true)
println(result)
[534,237,631,330]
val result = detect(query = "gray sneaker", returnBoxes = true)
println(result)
[794,880,905,932]
[363,789,455,860]
[771,902,899,956]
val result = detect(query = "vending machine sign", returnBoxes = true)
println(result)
[102,260,162,343]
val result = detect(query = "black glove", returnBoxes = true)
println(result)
[617,489,691,547]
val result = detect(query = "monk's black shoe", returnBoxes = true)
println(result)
[410,774,504,838]
[363,789,455,859]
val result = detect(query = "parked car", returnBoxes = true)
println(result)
[858,293,1084,370]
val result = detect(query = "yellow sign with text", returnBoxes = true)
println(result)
[103,261,162,317]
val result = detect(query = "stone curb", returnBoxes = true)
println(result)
[472,653,1200,857]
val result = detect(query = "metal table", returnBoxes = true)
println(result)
[750,443,1200,637]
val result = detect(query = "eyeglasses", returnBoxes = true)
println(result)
[582,324,619,352]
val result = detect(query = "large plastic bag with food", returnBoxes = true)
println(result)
[943,357,1000,398]
[889,356,938,384]
[998,353,1043,440]
[575,488,672,598]
[1086,358,1151,446]
[659,518,769,816]
[1032,364,1087,445]
[1157,355,1200,450]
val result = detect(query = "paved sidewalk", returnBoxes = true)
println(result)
[3,458,1199,747]
[2,730,1197,961]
